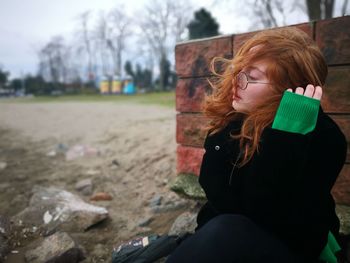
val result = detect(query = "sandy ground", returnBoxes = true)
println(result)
[0,100,197,262]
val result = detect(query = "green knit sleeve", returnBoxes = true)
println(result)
[319,231,341,263]
[272,90,320,135]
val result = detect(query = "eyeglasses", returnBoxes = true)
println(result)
[235,71,271,90]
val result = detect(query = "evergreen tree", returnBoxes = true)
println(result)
[124,60,134,78]
[0,67,9,89]
[142,69,152,90]
[135,63,142,88]
[188,8,220,40]
[25,75,46,95]
[9,78,22,92]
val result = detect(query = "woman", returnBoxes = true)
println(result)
[166,27,347,263]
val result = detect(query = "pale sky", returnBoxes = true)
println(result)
[2,0,340,80]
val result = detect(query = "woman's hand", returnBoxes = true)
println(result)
[286,84,322,101]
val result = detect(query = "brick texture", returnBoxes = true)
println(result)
[176,145,205,176]
[322,67,350,113]
[176,113,209,147]
[316,16,350,65]
[175,35,233,78]
[176,78,211,113]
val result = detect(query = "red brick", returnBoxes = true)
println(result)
[177,145,205,176]
[316,16,350,65]
[322,66,350,113]
[233,30,261,55]
[175,35,233,78]
[293,22,314,38]
[176,113,209,147]
[176,78,212,113]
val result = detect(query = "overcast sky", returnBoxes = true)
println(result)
[1,0,341,80]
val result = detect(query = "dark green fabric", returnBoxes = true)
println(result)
[319,231,341,263]
[272,90,341,262]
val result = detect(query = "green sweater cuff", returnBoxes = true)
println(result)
[319,231,341,263]
[272,91,320,135]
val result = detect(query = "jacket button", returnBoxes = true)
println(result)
[215,145,220,150]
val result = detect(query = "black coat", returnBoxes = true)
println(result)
[196,106,347,261]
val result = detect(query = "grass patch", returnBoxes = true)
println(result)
[0,91,175,108]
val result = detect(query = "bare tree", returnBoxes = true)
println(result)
[254,0,345,25]
[171,1,193,42]
[75,11,96,82]
[94,12,113,78]
[138,0,193,90]
[61,44,82,85]
[211,0,347,36]
[242,0,344,31]
[254,0,279,27]
[250,0,301,28]
[93,7,132,79]
[107,7,132,77]
[38,36,68,84]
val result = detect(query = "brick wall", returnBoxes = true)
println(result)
[175,16,350,205]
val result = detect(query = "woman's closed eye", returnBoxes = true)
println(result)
[247,75,258,81]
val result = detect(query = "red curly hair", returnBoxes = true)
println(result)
[201,26,328,167]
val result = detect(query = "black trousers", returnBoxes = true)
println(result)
[165,214,308,263]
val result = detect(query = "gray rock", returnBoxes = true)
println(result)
[138,216,154,227]
[13,186,108,234]
[336,204,350,235]
[168,211,198,236]
[75,179,93,196]
[151,200,188,213]
[25,231,85,263]
[149,194,163,208]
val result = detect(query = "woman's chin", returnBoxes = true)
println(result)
[232,101,249,113]
[232,100,240,110]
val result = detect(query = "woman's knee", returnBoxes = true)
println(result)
[196,213,255,240]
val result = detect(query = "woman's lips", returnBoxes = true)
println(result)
[233,95,241,100]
